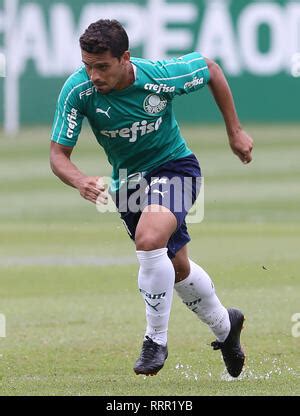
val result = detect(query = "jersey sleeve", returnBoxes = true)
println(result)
[50,79,85,147]
[154,52,210,98]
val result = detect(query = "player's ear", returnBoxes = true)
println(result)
[121,50,130,64]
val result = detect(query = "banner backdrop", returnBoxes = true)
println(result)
[0,0,299,126]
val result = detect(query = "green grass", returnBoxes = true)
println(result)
[0,124,300,396]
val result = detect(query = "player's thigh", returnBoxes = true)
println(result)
[135,205,177,250]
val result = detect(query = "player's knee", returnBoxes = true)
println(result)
[135,232,165,251]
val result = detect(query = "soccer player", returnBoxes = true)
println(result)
[50,19,253,377]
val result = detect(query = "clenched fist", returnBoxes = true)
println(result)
[228,129,253,164]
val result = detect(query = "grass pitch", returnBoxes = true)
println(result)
[0,124,299,396]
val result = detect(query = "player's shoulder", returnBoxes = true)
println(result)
[132,52,205,70]
[58,66,93,103]
[132,52,207,83]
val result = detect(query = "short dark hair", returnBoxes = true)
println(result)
[79,19,129,59]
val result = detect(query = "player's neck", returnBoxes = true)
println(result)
[115,62,135,91]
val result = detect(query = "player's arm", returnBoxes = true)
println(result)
[205,57,253,164]
[50,142,107,204]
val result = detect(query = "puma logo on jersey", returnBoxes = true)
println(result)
[153,189,168,198]
[100,117,162,143]
[96,106,111,118]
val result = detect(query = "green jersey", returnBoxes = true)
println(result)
[51,52,210,191]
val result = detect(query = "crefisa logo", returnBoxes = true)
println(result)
[143,94,167,114]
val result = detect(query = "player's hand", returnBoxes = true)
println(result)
[228,129,253,164]
[76,176,108,204]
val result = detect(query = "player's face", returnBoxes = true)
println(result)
[81,50,131,94]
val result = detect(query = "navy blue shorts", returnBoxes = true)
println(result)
[111,154,201,258]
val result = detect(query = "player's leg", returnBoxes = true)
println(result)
[172,244,230,340]
[172,244,245,377]
[132,155,199,375]
[170,244,190,282]
[133,205,176,375]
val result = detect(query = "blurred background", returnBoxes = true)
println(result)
[0,0,299,396]
[1,0,300,130]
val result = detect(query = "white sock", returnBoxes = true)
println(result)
[174,259,230,342]
[136,248,175,346]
